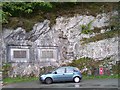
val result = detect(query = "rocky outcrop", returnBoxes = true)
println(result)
[79,37,118,60]
[10,63,40,77]
[4,20,51,45]
[1,11,118,77]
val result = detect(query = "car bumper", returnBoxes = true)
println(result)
[39,77,45,83]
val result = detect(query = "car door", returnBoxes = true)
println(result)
[52,67,66,82]
[64,67,74,81]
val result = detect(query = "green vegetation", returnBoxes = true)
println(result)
[83,74,119,80]
[1,2,118,31]
[112,62,119,75]
[67,57,119,75]
[68,57,99,75]
[40,66,56,75]
[2,63,12,79]
[68,57,95,69]
[81,29,118,45]
[92,27,101,33]
[3,76,38,84]
[2,2,53,31]
[81,20,93,34]
[2,2,52,23]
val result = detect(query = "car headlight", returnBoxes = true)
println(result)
[40,75,46,79]
[41,75,44,77]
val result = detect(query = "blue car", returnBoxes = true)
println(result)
[39,66,82,84]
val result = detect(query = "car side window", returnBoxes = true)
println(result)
[74,69,78,72]
[56,68,65,74]
[74,68,79,72]
[66,68,74,73]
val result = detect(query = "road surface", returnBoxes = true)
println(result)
[2,79,119,88]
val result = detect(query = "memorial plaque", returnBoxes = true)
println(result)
[13,50,27,58]
[41,51,54,59]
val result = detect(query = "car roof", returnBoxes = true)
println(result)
[60,66,76,68]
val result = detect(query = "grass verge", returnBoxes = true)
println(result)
[83,74,119,80]
[3,77,38,85]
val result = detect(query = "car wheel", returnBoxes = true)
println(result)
[45,78,52,84]
[73,77,80,83]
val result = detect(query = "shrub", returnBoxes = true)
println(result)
[68,57,96,75]
[81,29,118,44]
[112,61,119,74]
[2,63,12,79]
[68,57,118,75]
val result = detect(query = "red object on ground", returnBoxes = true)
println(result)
[99,67,104,75]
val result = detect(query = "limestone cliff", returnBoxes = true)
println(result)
[1,11,118,77]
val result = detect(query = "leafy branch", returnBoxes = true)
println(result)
[2,2,53,24]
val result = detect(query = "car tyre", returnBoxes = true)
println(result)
[45,78,52,84]
[73,77,81,83]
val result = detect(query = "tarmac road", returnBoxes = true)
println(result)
[2,79,119,88]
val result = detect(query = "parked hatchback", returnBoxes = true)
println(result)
[39,66,82,84]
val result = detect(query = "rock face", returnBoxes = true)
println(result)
[1,12,118,77]
[9,63,40,77]
[79,37,118,60]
